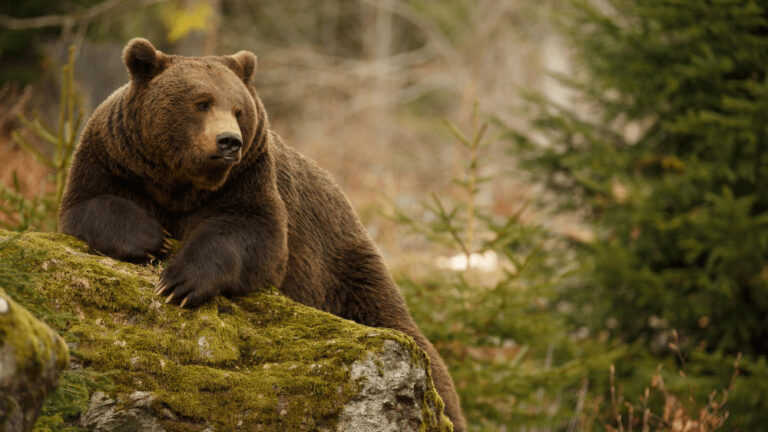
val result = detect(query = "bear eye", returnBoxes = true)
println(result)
[235,109,243,119]
[197,101,211,111]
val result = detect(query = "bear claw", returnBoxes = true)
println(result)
[165,293,175,303]
[159,238,174,255]
[154,281,168,295]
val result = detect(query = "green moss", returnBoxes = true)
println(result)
[421,385,452,432]
[0,231,450,431]
[0,286,70,432]
[31,413,82,432]
[0,288,69,381]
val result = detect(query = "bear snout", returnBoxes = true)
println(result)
[214,132,243,162]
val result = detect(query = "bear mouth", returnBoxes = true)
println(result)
[210,154,241,164]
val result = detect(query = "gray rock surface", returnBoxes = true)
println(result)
[81,391,165,432]
[338,340,431,432]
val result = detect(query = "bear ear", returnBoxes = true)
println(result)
[229,50,257,83]
[123,38,167,82]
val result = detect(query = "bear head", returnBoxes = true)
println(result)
[121,38,258,191]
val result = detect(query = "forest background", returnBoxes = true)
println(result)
[1,1,766,431]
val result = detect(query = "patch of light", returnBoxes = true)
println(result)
[435,251,498,272]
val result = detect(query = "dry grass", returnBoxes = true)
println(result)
[581,332,740,432]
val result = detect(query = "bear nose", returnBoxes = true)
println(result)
[216,132,243,154]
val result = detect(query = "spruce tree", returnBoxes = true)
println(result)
[508,0,768,426]
[514,0,768,356]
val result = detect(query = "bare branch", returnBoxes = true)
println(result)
[0,0,167,30]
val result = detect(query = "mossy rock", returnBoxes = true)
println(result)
[0,231,451,432]
[0,287,69,432]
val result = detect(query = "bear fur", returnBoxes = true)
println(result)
[58,38,466,430]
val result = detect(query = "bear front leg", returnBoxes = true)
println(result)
[59,194,171,262]
[155,212,288,308]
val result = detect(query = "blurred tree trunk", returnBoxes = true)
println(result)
[322,0,339,57]
[362,3,394,158]
[202,0,220,55]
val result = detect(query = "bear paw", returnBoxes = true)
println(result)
[110,220,172,263]
[154,262,219,308]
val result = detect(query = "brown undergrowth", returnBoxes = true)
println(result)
[584,332,740,432]
[0,46,82,232]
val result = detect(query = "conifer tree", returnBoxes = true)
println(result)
[513,0,768,356]
[508,1,768,426]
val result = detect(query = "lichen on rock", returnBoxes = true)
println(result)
[0,231,451,431]
[339,340,435,432]
[80,391,164,432]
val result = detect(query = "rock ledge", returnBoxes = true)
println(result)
[0,231,451,431]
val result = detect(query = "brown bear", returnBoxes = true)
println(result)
[58,38,466,430]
